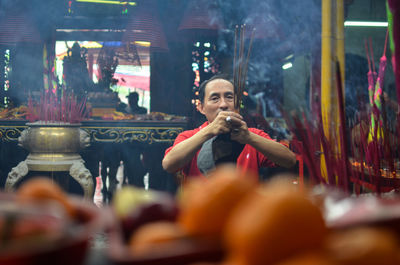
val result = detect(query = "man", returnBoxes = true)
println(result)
[118,91,147,188]
[162,75,296,178]
[126,91,147,114]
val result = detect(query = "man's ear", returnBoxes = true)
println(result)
[196,103,205,115]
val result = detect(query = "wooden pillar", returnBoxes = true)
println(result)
[320,0,345,181]
[321,0,334,180]
[336,0,345,93]
[321,0,335,140]
[321,0,345,138]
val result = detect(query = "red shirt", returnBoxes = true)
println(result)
[164,122,276,179]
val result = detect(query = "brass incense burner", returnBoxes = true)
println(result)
[5,122,93,199]
[19,123,88,171]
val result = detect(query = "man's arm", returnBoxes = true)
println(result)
[229,117,296,168]
[245,132,296,168]
[162,128,212,173]
[162,111,240,173]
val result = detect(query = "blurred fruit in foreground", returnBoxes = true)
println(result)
[109,167,400,265]
[271,252,337,265]
[0,179,101,265]
[113,186,156,218]
[178,165,257,239]
[325,227,400,265]
[128,221,186,255]
[16,177,75,218]
[0,207,65,251]
[224,179,327,265]
[113,186,179,241]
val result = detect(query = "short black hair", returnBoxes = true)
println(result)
[198,74,234,103]
[127,91,139,101]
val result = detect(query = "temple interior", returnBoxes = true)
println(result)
[1,0,400,264]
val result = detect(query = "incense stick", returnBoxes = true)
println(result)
[242,28,255,91]
[233,25,238,98]
[26,90,87,123]
[233,24,255,111]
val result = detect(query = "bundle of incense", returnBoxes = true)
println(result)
[286,64,400,194]
[26,90,88,123]
[233,24,255,111]
[286,109,353,190]
[335,60,350,192]
[286,113,325,185]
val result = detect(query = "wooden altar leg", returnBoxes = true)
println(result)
[70,161,94,200]
[5,161,29,191]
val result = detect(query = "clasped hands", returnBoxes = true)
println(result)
[209,111,250,144]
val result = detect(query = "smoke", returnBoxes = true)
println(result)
[0,0,65,106]
[2,0,321,116]
[214,0,320,54]
[211,0,320,116]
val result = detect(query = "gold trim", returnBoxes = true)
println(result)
[0,126,26,141]
[0,125,184,144]
[82,126,184,144]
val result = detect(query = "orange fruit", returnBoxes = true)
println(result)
[325,227,400,265]
[224,180,327,265]
[178,165,257,238]
[271,252,337,265]
[16,177,75,218]
[128,221,186,255]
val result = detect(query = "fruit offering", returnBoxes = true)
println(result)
[110,165,400,265]
[0,201,66,252]
[112,186,179,242]
[177,165,257,238]
[0,177,101,265]
[16,177,76,218]
[0,105,28,120]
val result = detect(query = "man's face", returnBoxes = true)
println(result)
[198,79,235,122]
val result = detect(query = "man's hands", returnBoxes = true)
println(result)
[163,110,296,173]
[206,111,250,144]
[207,111,296,168]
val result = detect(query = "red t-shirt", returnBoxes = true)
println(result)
[164,122,276,178]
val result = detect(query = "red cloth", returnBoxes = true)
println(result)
[164,122,276,179]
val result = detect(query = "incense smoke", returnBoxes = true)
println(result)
[212,0,321,117]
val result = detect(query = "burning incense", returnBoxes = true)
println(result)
[242,28,255,91]
[233,24,255,111]
[335,60,350,192]
[233,25,238,95]
[237,25,245,109]
[26,90,88,124]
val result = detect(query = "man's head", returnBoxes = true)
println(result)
[127,92,139,106]
[197,75,236,122]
